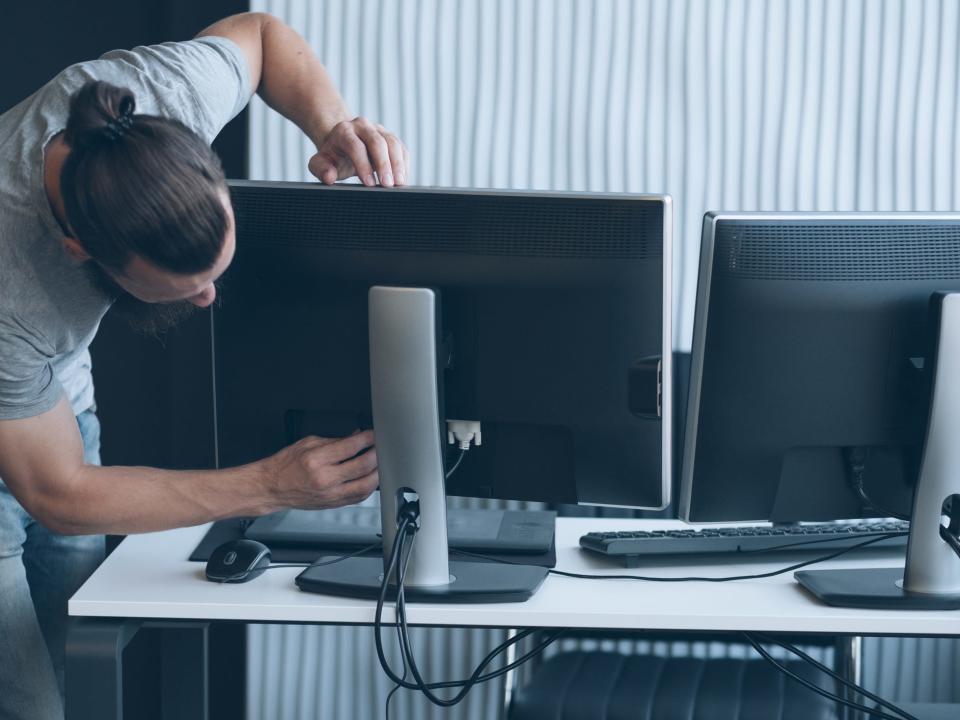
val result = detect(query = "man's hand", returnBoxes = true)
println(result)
[199,14,410,187]
[308,118,410,187]
[264,430,379,509]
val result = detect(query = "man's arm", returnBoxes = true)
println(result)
[0,397,378,535]
[198,12,409,187]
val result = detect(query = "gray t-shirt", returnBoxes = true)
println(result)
[0,36,251,420]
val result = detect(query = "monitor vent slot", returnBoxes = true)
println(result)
[230,184,662,260]
[714,221,960,281]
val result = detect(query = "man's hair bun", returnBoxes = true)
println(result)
[64,81,137,149]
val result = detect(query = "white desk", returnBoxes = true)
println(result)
[71,517,958,635]
[66,518,960,719]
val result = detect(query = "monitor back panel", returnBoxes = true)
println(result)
[682,214,960,523]
[216,182,671,509]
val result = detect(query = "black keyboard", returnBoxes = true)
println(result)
[580,521,910,567]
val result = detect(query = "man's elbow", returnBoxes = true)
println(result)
[16,479,89,536]
[37,507,87,535]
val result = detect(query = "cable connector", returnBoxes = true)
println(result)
[396,489,421,529]
[446,420,481,450]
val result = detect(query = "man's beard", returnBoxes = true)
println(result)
[85,263,200,336]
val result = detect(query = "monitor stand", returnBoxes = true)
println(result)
[796,293,960,609]
[297,286,548,603]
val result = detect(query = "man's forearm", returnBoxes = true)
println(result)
[199,12,349,147]
[200,11,409,186]
[2,398,377,539]
[255,15,350,147]
[45,461,277,536]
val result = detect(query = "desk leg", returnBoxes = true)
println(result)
[160,623,210,720]
[209,623,246,720]
[499,629,520,720]
[835,636,863,720]
[65,618,142,720]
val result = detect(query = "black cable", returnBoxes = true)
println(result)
[385,525,415,720]
[374,515,414,686]
[845,447,912,522]
[372,511,562,706]
[452,532,906,583]
[379,522,910,713]
[551,534,897,581]
[733,529,908,554]
[851,481,912,523]
[742,634,916,720]
[450,542,913,717]
[396,586,531,706]
[374,516,519,690]
[397,590,560,700]
[384,678,403,720]
[940,524,960,560]
[405,630,564,691]
[309,542,382,567]
[750,633,920,720]
[393,541,547,706]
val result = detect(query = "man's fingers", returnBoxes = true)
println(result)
[380,129,407,186]
[334,447,378,482]
[300,435,339,449]
[308,118,408,187]
[321,429,375,464]
[308,152,339,185]
[333,470,380,505]
[354,120,394,187]
[336,126,375,186]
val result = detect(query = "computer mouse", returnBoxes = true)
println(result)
[206,539,272,583]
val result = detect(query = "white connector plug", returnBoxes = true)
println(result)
[446,420,482,450]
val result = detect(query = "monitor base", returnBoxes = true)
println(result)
[297,557,548,603]
[795,567,960,610]
[245,507,556,556]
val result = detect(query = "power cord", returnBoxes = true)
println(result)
[449,540,916,717]
[373,504,563,709]
[845,447,912,522]
[385,521,415,720]
[742,633,919,720]
[371,502,916,716]
[747,633,920,719]
[373,506,910,712]
[453,531,907,583]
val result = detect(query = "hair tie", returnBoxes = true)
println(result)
[102,98,135,141]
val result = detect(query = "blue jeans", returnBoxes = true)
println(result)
[0,409,105,720]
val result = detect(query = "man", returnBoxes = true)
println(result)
[0,12,407,719]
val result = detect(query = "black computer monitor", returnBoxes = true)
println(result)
[681,213,960,525]
[216,181,671,508]
[215,181,672,601]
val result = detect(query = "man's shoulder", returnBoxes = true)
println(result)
[0,205,109,354]
[1,36,250,162]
